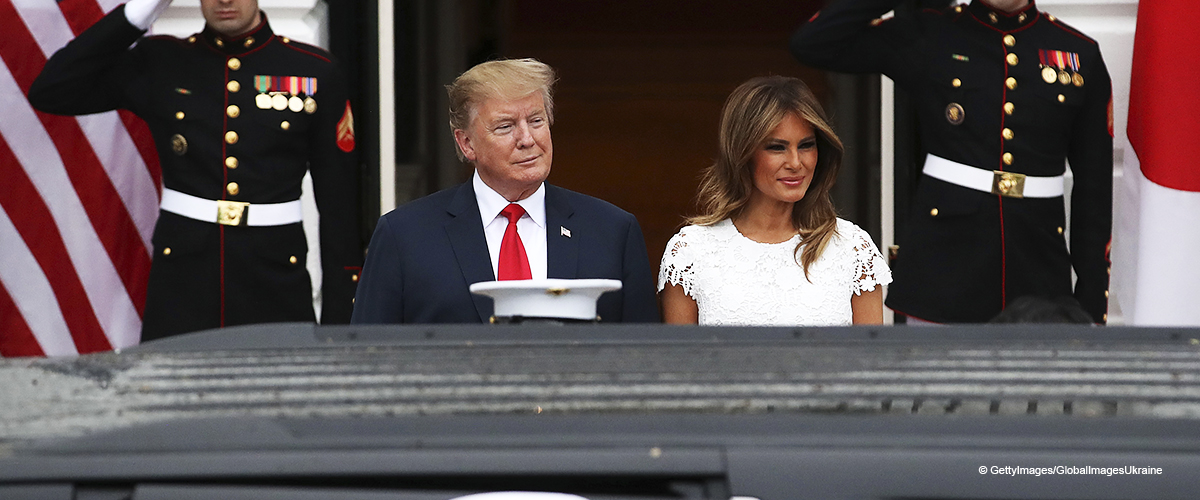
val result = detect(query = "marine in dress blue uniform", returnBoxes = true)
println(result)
[30,4,362,339]
[791,0,1112,323]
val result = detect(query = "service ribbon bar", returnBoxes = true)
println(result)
[253,75,318,95]
[1038,50,1081,70]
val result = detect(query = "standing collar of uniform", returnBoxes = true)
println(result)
[199,11,275,55]
[967,0,1040,32]
[473,170,547,230]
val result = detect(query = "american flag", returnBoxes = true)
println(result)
[1,0,161,356]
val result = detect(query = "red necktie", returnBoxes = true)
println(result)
[498,203,532,280]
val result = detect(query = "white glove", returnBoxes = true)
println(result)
[123,0,173,31]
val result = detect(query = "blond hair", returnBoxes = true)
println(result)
[446,58,558,161]
[689,75,844,278]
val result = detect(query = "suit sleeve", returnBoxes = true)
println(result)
[620,215,662,323]
[310,57,363,324]
[29,4,146,116]
[789,0,928,85]
[1067,54,1114,324]
[351,215,403,324]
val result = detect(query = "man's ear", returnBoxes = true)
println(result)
[453,129,475,162]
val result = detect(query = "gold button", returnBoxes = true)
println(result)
[1058,94,1066,103]
[988,12,998,23]
[226,105,240,118]
[280,120,290,130]
[1102,314,1108,322]
[930,208,939,217]
[175,111,185,120]
[187,36,196,44]
[1108,267,1112,275]
[951,78,962,88]
[1002,128,1014,140]
[1018,13,1027,23]
[227,182,239,196]
[1006,77,1017,90]
[1105,290,1110,298]
[289,256,298,264]
[227,80,240,93]
[163,247,171,256]
[225,156,239,169]
[1002,152,1014,165]
[227,58,241,71]
[215,38,225,48]
[1004,102,1015,115]
[954,5,962,12]
[244,37,255,47]
[225,131,239,144]
[1006,53,1018,66]
[1047,14,1057,22]
[281,37,291,44]
[1003,35,1016,47]
[1057,226,1064,234]
[352,274,359,282]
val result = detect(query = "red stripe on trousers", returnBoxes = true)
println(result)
[0,133,112,353]
[0,0,151,316]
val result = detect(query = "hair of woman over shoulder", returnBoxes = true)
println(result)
[689,75,845,277]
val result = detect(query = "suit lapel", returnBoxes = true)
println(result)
[545,185,578,279]
[444,182,495,322]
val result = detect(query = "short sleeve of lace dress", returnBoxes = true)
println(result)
[657,227,698,296]
[846,223,893,296]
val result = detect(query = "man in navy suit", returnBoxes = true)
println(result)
[351,58,659,323]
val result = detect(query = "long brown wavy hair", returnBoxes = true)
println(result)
[688,75,844,278]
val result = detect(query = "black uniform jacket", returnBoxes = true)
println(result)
[350,182,661,324]
[29,6,362,340]
[792,0,1112,323]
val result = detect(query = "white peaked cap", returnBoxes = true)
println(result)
[469,279,622,321]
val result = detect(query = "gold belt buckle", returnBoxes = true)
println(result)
[991,170,1026,198]
[216,200,250,226]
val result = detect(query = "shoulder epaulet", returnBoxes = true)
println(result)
[277,36,334,62]
[145,34,189,45]
[927,3,964,17]
[1043,13,1099,45]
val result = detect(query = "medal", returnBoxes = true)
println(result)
[255,93,272,109]
[1072,72,1084,87]
[1058,69,1071,85]
[303,96,317,114]
[271,93,288,111]
[288,95,304,112]
[1042,66,1058,84]
[945,102,965,125]
[170,134,187,155]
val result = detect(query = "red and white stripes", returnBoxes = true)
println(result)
[1,0,161,356]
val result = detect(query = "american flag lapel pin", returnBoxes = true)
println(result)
[560,226,571,238]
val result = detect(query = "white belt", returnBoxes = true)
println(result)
[922,154,1064,198]
[160,188,303,226]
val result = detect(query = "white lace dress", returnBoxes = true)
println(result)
[658,218,892,326]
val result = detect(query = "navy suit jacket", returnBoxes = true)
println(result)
[351,182,660,323]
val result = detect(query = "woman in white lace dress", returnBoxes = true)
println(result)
[659,76,891,326]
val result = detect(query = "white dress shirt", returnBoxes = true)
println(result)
[473,171,548,280]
